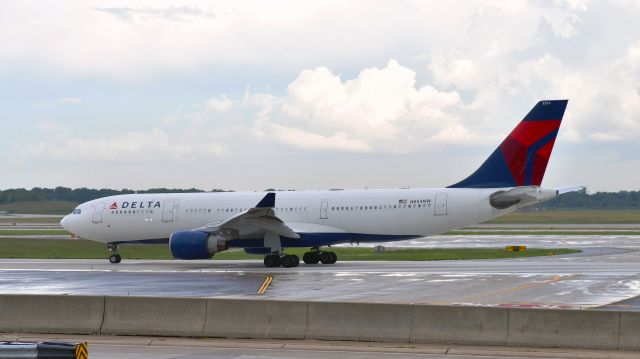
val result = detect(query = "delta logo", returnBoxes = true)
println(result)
[109,201,162,210]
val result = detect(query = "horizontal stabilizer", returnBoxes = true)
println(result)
[489,186,557,209]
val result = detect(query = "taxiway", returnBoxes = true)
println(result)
[1,246,640,310]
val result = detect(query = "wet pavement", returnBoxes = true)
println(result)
[1,244,640,310]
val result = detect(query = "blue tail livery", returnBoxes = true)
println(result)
[449,100,568,189]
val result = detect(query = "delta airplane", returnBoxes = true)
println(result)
[61,100,582,268]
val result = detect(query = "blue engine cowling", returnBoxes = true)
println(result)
[170,231,228,260]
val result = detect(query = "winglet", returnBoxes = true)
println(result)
[256,192,276,208]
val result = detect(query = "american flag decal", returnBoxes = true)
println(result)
[398,199,407,204]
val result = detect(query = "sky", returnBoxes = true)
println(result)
[1,0,639,192]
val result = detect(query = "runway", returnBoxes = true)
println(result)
[2,246,640,310]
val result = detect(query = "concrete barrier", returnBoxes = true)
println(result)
[0,295,103,334]
[616,311,640,350]
[306,301,413,342]
[411,305,509,346]
[506,308,619,349]
[204,299,307,339]
[101,296,206,337]
[2,294,640,351]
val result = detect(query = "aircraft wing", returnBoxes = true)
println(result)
[489,185,585,209]
[195,193,300,239]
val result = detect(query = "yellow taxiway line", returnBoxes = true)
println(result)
[258,275,273,295]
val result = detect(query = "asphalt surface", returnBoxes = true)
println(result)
[2,220,640,309]
[1,245,640,309]
[375,234,640,249]
[2,334,637,359]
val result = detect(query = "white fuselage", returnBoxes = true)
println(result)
[61,187,516,245]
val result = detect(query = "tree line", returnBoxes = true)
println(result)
[535,190,640,209]
[0,187,638,209]
[0,187,225,205]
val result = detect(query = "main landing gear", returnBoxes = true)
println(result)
[264,253,300,268]
[107,242,122,264]
[302,248,337,265]
[263,248,338,268]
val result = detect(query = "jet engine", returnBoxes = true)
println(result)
[169,231,228,260]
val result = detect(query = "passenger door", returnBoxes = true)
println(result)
[162,200,176,222]
[92,202,106,224]
[320,200,329,219]
[434,194,448,216]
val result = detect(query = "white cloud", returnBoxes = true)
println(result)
[429,55,479,90]
[95,6,226,24]
[35,120,69,133]
[28,97,82,108]
[206,94,232,112]
[268,124,371,152]
[56,97,82,105]
[252,60,463,152]
[4,1,640,191]
[15,128,226,163]
[0,1,593,82]
[589,132,624,142]
[429,124,482,145]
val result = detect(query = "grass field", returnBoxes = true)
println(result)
[0,201,77,215]
[0,217,63,224]
[486,209,640,224]
[0,238,578,260]
[0,230,71,236]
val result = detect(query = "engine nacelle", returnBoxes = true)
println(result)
[169,231,228,260]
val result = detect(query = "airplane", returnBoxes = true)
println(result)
[61,99,583,268]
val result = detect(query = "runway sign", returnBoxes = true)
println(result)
[505,245,527,252]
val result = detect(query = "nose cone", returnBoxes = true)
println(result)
[60,215,72,232]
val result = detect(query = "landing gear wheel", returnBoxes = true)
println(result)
[109,254,122,264]
[281,254,300,268]
[107,243,121,264]
[264,254,281,268]
[303,252,320,264]
[319,251,337,264]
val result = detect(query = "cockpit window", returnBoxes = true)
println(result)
[72,208,81,215]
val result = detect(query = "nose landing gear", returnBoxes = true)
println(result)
[107,243,122,264]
